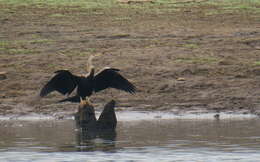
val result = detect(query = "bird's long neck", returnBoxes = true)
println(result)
[86,55,95,77]
[88,66,95,78]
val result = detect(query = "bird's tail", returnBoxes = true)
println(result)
[58,95,80,103]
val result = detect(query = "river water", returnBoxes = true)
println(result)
[0,112,260,162]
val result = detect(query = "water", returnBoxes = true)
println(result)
[0,115,260,161]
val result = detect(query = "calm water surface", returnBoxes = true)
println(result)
[0,117,260,161]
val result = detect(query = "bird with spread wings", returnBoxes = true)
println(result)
[40,55,136,106]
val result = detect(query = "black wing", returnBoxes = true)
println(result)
[58,95,81,103]
[93,68,136,94]
[40,70,79,97]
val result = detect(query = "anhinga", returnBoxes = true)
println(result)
[40,55,136,105]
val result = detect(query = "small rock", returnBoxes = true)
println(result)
[154,115,162,119]
[251,68,260,76]
[158,84,168,91]
[117,0,154,3]
[214,114,220,120]
[218,60,233,65]
[234,74,247,78]
[181,69,193,75]
[0,72,7,80]
[177,77,186,81]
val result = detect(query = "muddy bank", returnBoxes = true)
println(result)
[0,111,258,121]
[0,1,260,116]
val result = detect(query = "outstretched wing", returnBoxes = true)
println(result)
[93,68,136,94]
[40,70,79,97]
[58,95,81,103]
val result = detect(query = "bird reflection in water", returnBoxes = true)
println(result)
[75,100,117,152]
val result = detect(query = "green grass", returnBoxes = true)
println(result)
[0,41,9,48]
[0,48,35,55]
[125,0,260,15]
[8,48,35,54]
[113,17,132,21]
[254,61,260,66]
[1,0,259,15]
[28,39,53,44]
[1,39,53,47]
[49,13,65,17]
[86,48,97,53]
[155,0,260,13]
[205,0,260,13]
[183,43,199,49]
[0,40,39,55]
[176,57,218,64]
[0,0,117,9]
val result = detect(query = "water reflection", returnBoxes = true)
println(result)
[73,99,117,152]
[0,118,260,161]
[75,128,117,152]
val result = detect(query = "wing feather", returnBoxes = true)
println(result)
[93,68,136,94]
[40,70,78,97]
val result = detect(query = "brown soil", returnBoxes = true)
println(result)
[0,2,260,116]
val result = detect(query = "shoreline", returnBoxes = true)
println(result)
[0,110,258,121]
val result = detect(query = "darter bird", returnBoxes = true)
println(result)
[39,55,136,105]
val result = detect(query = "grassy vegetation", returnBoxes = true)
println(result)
[0,0,116,9]
[182,43,199,49]
[205,0,260,13]
[176,57,218,64]
[49,13,65,17]
[0,41,9,48]
[1,39,53,46]
[0,39,51,55]
[0,0,259,56]
[0,0,259,14]
[28,39,53,44]
[254,61,260,66]
[113,17,132,21]
[2,48,35,55]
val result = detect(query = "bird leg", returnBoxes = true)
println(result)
[87,97,93,107]
[79,97,86,107]
[79,97,93,107]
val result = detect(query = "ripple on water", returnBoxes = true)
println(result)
[0,114,260,161]
[1,148,260,162]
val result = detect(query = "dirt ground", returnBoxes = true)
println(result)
[0,0,260,117]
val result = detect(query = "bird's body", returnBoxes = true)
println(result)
[78,77,94,98]
[40,56,136,105]
[77,73,95,100]
[60,75,95,103]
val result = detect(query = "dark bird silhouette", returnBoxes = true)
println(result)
[40,56,136,105]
